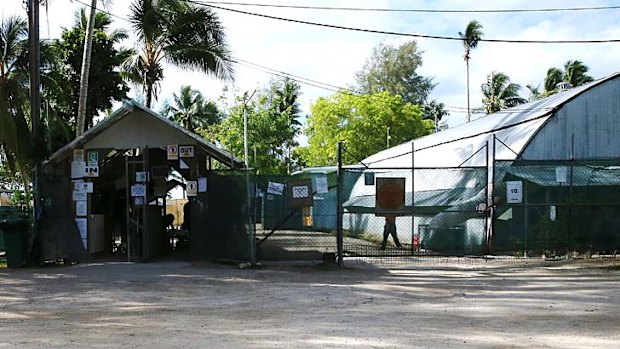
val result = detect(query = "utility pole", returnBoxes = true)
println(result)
[29,0,41,234]
[386,127,390,148]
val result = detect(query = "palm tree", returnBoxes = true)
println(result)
[459,20,483,122]
[563,60,594,87]
[126,0,234,108]
[543,60,594,95]
[75,0,99,138]
[0,16,35,188]
[162,85,220,132]
[543,67,563,93]
[481,71,527,114]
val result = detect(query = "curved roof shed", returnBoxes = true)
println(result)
[363,71,620,168]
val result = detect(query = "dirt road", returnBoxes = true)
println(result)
[1,259,619,348]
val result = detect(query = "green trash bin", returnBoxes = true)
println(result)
[0,219,28,268]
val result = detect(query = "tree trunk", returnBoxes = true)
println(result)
[75,0,97,137]
[466,58,471,123]
[146,82,153,109]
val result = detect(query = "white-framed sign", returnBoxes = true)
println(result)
[179,145,195,158]
[186,181,198,196]
[76,200,88,217]
[506,181,523,204]
[167,144,179,160]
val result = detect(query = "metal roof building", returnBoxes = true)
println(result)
[342,71,620,256]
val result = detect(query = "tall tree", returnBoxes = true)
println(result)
[161,85,220,132]
[49,9,130,141]
[0,16,37,193]
[422,100,449,131]
[209,79,302,174]
[543,67,563,93]
[563,60,594,87]
[354,41,434,106]
[543,60,594,95]
[303,91,433,166]
[459,20,483,122]
[126,0,234,108]
[481,72,527,114]
[75,0,98,137]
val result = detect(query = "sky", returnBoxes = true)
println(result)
[3,0,620,133]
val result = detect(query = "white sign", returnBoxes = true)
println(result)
[267,181,284,196]
[75,218,88,240]
[550,205,557,221]
[72,191,87,201]
[179,159,189,169]
[186,181,198,196]
[73,149,84,162]
[76,200,87,217]
[315,176,329,194]
[74,181,93,193]
[506,181,523,204]
[87,151,98,167]
[136,171,148,182]
[71,161,86,178]
[167,144,179,160]
[179,145,195,158]
[84,166,99,178]
[555,166,568,183]
[131,184,146,197]
[198,177,207,192]
[292,185,309,199]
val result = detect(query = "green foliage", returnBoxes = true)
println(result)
[303,91,433,166]
[481,71,527,114]
[0,16,35,178]
[422,100,448,127]
[207,78,302,174]
[48,9,130,142]
[354,41,434,106]
[459,20,484,61]
[543,60,594,95]
[127,0,234,108]
[161,85,221,132]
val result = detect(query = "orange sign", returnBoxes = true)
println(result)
[376,177,405,214]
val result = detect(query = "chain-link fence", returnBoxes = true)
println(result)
[342,166,488,258]
[492,160,620,256]
[254,172,339,261]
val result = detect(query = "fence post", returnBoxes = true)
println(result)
[490,135,497,255]
[336,142,344,266]
[411,142,415,256]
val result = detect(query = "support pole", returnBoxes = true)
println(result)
[411,142,415,256]
[336,142,344,266]
[29,0,42,260]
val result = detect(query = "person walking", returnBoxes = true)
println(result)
[381,214,402,250]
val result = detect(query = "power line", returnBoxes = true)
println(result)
[197,1,620,14]
[71,0,130,22]
[188,1,620,44]
[231,57,357,93]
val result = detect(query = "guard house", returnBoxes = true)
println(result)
[40,100,252,263]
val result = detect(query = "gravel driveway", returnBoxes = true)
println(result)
[1,258,619,348]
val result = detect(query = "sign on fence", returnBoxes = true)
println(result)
[506,181,523,204]
[375,177,405,215]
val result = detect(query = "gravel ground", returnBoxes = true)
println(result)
[0,258,619,348]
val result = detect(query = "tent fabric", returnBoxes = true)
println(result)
[343,187,485,215]
[362,72,620,169]
[504,164,620,187]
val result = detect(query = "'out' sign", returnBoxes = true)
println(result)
[179,145,195,158]
[506,181,523,204]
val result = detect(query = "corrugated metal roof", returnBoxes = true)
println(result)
[45,100,244,168]
[363,71,620,168]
